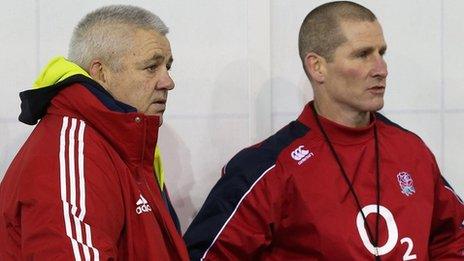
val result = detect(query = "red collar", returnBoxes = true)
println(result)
[48,83,159,167]
[297,101,376,145]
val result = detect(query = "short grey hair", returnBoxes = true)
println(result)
[68,5,169,71]
[299,1,376,63]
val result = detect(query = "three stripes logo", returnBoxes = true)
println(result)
[136,194,152,215]
[59,117,100,259]
[291,145,315,165]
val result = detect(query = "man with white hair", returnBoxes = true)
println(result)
[0,5,188,260]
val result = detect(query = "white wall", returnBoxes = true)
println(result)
[1,0,463,232]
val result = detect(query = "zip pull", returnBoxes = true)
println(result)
[374,247,381,260]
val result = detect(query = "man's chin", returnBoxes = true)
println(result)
[142,112,164,126]
[364,98,384,112]
[373,100,384,112]
[369,104,384,112]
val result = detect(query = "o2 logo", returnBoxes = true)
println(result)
[356,205,417,260]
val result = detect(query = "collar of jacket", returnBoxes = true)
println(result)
[298,101,376,145]
[20,56,137,124]
[51,83,160,170]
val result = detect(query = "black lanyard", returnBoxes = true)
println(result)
[310,104,381,261]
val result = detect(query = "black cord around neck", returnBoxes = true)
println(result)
[310,104,381,261]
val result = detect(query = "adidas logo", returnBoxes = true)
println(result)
[291,145,315,165]
[136,194,152,215]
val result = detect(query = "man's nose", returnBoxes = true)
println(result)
[157,71,175,90]
[372,56,388,79]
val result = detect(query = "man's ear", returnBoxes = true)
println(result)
[88,59,108,87]
[304,52,326,83]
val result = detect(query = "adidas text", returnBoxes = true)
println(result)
[136,204,152,214]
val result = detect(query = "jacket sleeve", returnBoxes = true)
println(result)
[17,119,124,260]
[184,159,287,261]
[428,163,464,258]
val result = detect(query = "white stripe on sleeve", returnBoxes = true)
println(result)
[60,117,100,260]
[60,116,82,260]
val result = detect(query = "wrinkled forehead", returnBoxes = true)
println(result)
[130,28,172,55]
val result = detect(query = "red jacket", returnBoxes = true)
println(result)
[184,102,464,260]
[0,77,189,260]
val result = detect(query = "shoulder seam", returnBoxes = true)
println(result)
[201,164,276,260]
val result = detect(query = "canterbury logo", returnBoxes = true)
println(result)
[291,145,315,165]
[291,145,310,160]
[136,194,152,215]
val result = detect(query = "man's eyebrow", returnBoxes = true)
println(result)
[141,54,173,67]
[351,45,387,56]
[144,55,164,65]
[353,46,374,54]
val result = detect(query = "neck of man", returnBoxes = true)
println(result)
[313,99,371,128]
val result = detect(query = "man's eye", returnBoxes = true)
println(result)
[146,65,158,72]
[357,51,369,58]
[166,64,171,71]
